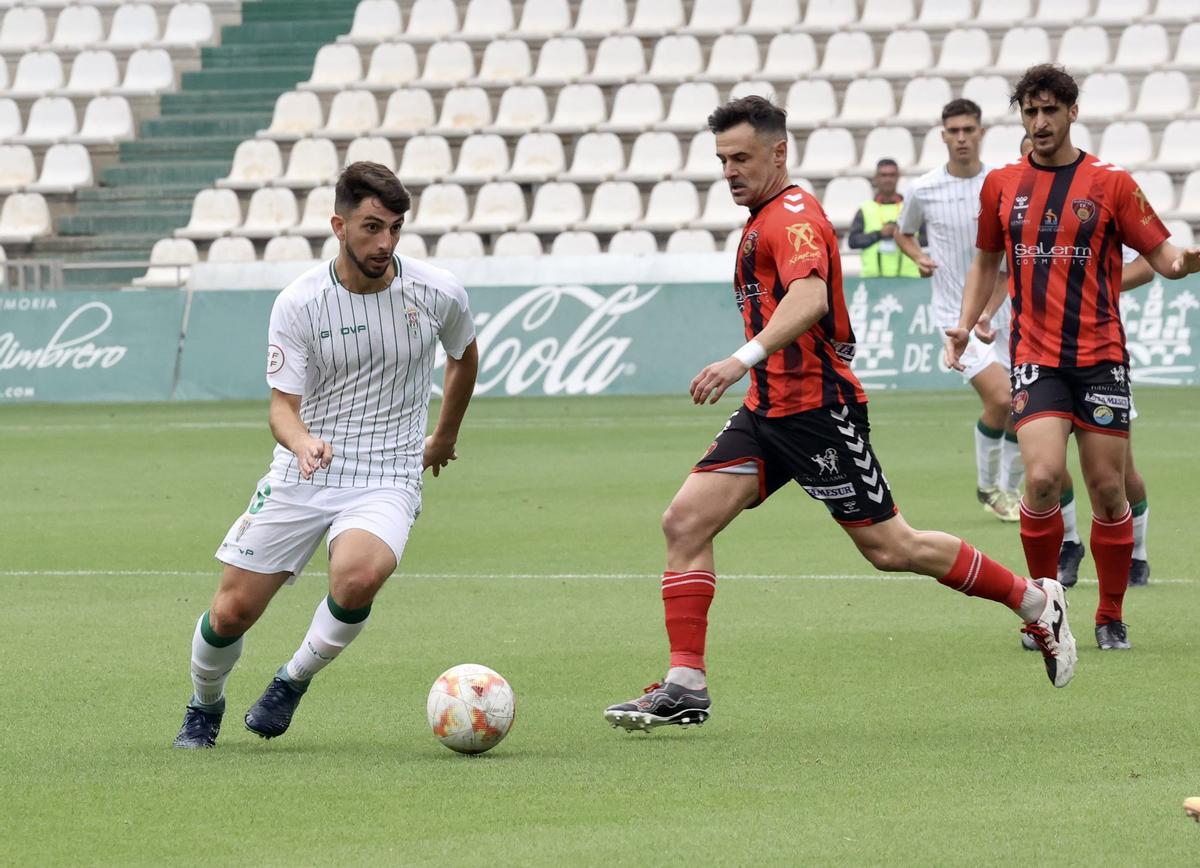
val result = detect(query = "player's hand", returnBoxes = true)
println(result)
[423,434,457,477]
[943,328,970,372]
[973,313,996,344]
[690,357,749,405]
[915,255,938,278]
[1171,246,1200,276]
[295,436,332,480]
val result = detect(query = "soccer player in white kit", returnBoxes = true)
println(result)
[895,98,1024,522]
[173,162,479,748]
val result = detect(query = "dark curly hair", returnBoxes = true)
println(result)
[1010,64,1079,109]
[335,161,411,216]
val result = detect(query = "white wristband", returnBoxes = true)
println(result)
[732,339,767,367]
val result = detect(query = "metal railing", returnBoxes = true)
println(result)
[0,258,191,291]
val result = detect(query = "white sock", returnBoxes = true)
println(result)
[285,595,370,684]
[665,666,706,689]
[1018,581,1047,623]
[190,612,243,709]
[1000,435,1024,495]
[974,421,1002,490]
[1061,496,1081,544]
[1132,505,1149,560]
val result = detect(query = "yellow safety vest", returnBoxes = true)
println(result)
[860,199,920,278]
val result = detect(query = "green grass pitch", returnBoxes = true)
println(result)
[2,390,1198,865]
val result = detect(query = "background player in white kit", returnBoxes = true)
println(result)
[173,162,479,748]
[895,99,1023,522]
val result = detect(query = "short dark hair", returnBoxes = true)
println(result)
[335,161,411,217]
[1010,64,1079,109]
[706,95,786,139]
[875,158,899,171]
[941,98,982,124]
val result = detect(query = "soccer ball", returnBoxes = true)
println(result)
[426,664,516,754]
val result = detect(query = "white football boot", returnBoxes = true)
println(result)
[1019,578,1077,688]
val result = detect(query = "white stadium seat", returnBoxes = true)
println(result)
[962,75,1014,125]
[28,142,92,193]
[608,229,658,255]
[345,136,395,171]
[409,183,469,233]
[418,40,474,89]
[838,78,896,128]
[1078,73,1130,123]
[585,35,645,85]
[822,177,874,230]
[544,83,606,134]
[701,34,760,84]
[1132,71,1191,120]
[473,39,531,86]
[656,82,719,133]
[1173,23,1200,69]
[430,86,491,136]
[219,140,283,189]
[995,27,1052,75]
[559,131,623,183]
[691,181,743,231]
[1056,25,1110,73]
[133,238,197,288]
[796,127,857,179]
[1132,169,1176,215]
[505,132,563,183]
[106,3,159,47]
[462,180,525,232]
[0,145,36,193]
[520,181,584,232]
[404,0,458,43]
[158,2,214,47]
[435,231,485,258]
[492,231,542,256]
[450,133,509,184]
[323,90,380,140]
[364,43,418,91]
[1073,123,1094,154]
[818,31,874,78]
[1170,172,1200,221]
[980,124,1025,165]
[486,85,549,135]
[937,28,992,75]
[913,127,946,173]
[724,228,744,251]
[637,179,700,232]
[397,135,453,185]
[646,35,702,84]
[17,97,76,144]
[550,230,601,256]
[51,5,103,49]
[10,51,64,98]
[1098,121,1153,169]
[627,0,684,36]
[263,236,314,261]
[684,0,743,35]
[785,80,837,130]
[0,193,51,242]
[919,0,972,26]
[0,7,47,51]
[878,30,933,77]
[739,0,801,33]
[0,56,7,91]
[599,83,663,133]
[234,187,298,238]
[206,236,256,262]
[1091,0,1151,22]
[617,132,681,182]
[460,0,513,41]
[115,48,174,95]
[858,127,915,174]
[861,0,915,29]
[896,77,953,124]
[729,80,777,103]
[376,88,436,138]
[675,130,719,182]
[280,137,339,188]
[665,229,715,254]
[566,0,627,37]
[804,0,858,29]
[0,99,22,140]
[1114,24,1170,71]
[261,91,323,141]
[1034,0,1089,23]
[301,45,363,92]
[292,186,336,237]
[528,37,587,86]
[1164,220,1195,247]
[1152,0,1198,21]
[343,0,403,45]
[73,96,134,144]
[514,0,570,39]
[177,189,241,240]
[579,180,641,233]
[761,33,817,79]
[395,233,427,258]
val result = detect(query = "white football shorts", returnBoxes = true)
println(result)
[958,326,1011,383]
[215,476,421,581]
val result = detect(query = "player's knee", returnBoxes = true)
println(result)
[331,566,386,609]
[1086,477,1125,511]
[860,543,909,573]
[209,593,260,636]
[661,502,704,546]
[1023,466,1059,503]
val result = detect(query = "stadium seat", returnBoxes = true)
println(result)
[234,187,298,238]
[206,236,256,262]
[513,0,570,39]
[17,97,76,144]
[419,40,475,89]
[10,51,64,98]
[394,233,428,258]
[559,131,623,183]
[460,0,513,42]
[344,136,395,170]
[785,80,837,130]
[664,229,715,254]
[1098,121,1152,168]
[918,0,973,26]
[608,229,658,254]
[342,0,403,45]
[505,132,563,183]
[462,181,525,232]
[980,124,1025,165]
[72,96,133,144]
[492,231,542,256]
[549,230,601,256]
[51,4,103,49]
[0,193,51,243]
[822,177,875,230]
[409,183,469,233]
[115,48,175,95]
[261,91,323,141]
[797,127,857,179]
[1131,169,1176,214]
[0,99,22,140]
[0,145,36,193]
[323,90,380,140]
[1132,71,1190,120]
[838,78,896,128]
[404,0,458,43]
[397,135,453,185]
[675,130,719,182]
[176,189,240,240]
[28,142,92,193]
[691,181,743,231]
[300,45,363,92]
[995,27,1051,75]
[1164,219,1195,247]
[962,75,1014,125]
[1173,23,1200,69]
[896,77,953,124]
[520,181,584,232]
[579,181,640,233]
[363,43,418,91]
[320,235,340,259]
[585,35,646,85]
[627,0,684,36]
[431,86,492,136]
[617,132,681,182]
[818,32,874,78]
[1033,0,1089,23]
[0,7,47,51]
[132,238,197,288]
[158,2,214,47]
[263,236,314,261]
[434,231,484,258]
[1078,73,1130,123]
[528,37,587,86]
[473,39,531,86]
[1056,26,1110,73]
[858,127,915,174]
[1113,24,1170,71]
[804,0,858,30]
[913,127,945,173]
[1152,0,1198,21]
[1091,0,1151,22]
[937,28,992,74]
[566,0,628,38]
[637,180,700,232]
[279,137,339,188]
[681,0,740,34]
[656,82,719,133]
[861,0,915,31]
[448,133,508,184]
[646,35,703,84]
[544,83,607,134]
[599,83,663,133]
[292,186,336,237]
[761,33,818,79]
[729,80,777,103]
[1073,123,1094,154]
[738,0,800,33]
[699,34,760,84]
[106,3,159,47]
[0,56,7,91]
[878,30,933,78]
[486,86,549,135]
[724,228,744,251]
[375,88,436,138]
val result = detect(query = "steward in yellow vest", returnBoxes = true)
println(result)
[848,159,922,277]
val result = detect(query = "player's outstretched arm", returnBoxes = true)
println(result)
[425,339,479,477]
[690,276,828,405]
[1143,240,1200,281]
[269,388,331,480]
[945,248,1003,370]
[1120,256,1154,292]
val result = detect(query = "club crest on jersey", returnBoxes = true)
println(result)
[1092,405,1114,426]
[741,229,758,258]
[1072,199,1097,223]
[405,307,420,335]
[811,448,840,477]
[235,517,252,542]
[1012,390,1029,414]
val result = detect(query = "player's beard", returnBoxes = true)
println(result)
[345,241,392,280]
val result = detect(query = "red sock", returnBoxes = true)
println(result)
[1092,506,1133,625]
[662,570,716,671]
[1020,500,1063,580]
[938,540,1028,610]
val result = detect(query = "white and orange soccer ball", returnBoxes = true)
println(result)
[426,664,516,754]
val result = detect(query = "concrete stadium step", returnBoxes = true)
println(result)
[219,21,351,45]
[181,66,313,92]
[33,233,164,254]
[200,43,327,69]
[75,197,197,218]
[119,136,246,162]
[61,265,148,288]
[239,3,355,24]
[58,212,194,236]
[75,184,205,204]
[158,89,283,116]
[139,113,269,139]
[100,160,231,186]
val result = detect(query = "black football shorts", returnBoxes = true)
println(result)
[1010,361,1131,437]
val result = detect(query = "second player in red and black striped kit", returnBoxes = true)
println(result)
[948,64,1200,651]
[605,97,1078,733]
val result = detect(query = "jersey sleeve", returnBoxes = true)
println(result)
[1112,171,1170,256]
[975,170,1005,252]
[765,206,830,286]
[265,290,309,395]
[897,190,924,235]
[437,276,476,360]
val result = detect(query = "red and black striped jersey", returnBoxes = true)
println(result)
[735,184,867,416]
[977,151,1169,367]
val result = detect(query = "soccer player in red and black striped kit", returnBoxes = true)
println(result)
[604,96,1077,732]
[947,65,1200,651]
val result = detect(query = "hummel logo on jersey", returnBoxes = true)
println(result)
[320,325,368,339]
[783,192,805,214]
